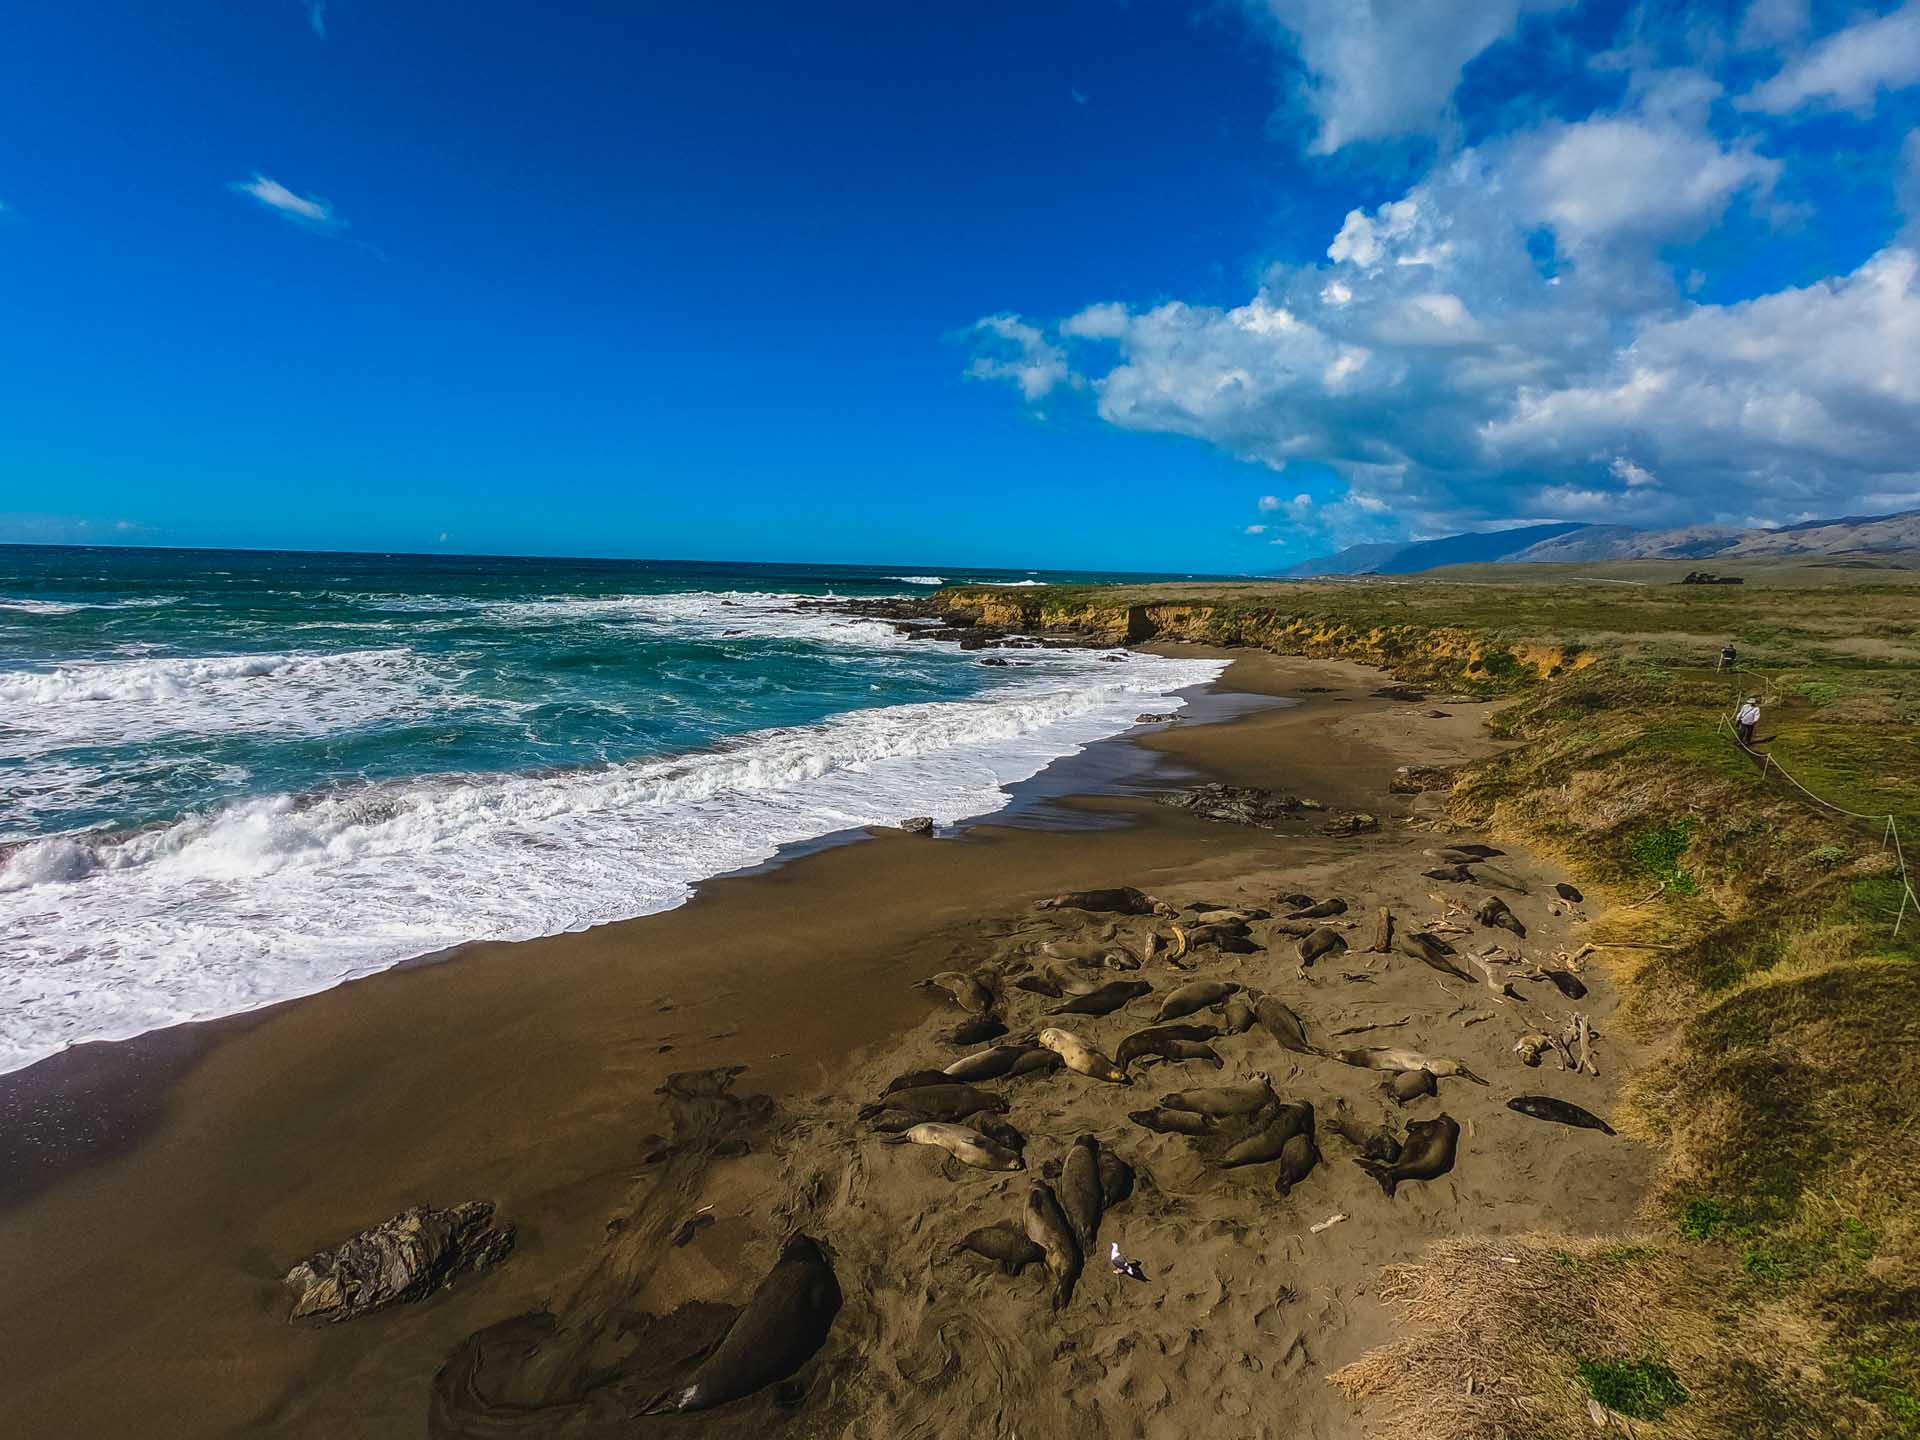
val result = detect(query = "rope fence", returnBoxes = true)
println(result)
[1716,702,1918,938]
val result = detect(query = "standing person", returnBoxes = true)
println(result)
[1736,696,1761,746]
[1719,641,1737,671]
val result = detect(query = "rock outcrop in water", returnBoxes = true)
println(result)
[283,1201,514,1323]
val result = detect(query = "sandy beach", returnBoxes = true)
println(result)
[0,650,1649,1438]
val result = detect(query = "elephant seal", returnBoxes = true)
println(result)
[1158,1077,1275,1119]
[860,1084,1010,1123]
[1023,1182,1083,1310]
[1153,979,1241,1022]
[1327,1100,1401,1163]
[1115,1021,1221,1070]
[888,1122,1025,1171]
[1129,1107,1213,1136]
[1508,1095,1615,1135]
[1356,1115,1460,1197]
[1254,994,1324,1057]
[942,1044,1045,1082]
[1421,864,1476,884]
[1037,1027,1130,1084]
[1297,927,1347,965]
[952,1224,1046,1275]
[1274,1133,1319,1196]
[1284,897,1347,920]
[1475,894,1526,937]
[1554,882,1584,903]
[1383,1068,1437,1105]
[1275,891,1316,909]
[884,1067,957,1094]
[644,1233,842,1413]
[1152,1039,1224,1068]
[1035,887,1167,916]
[1540,968,1588,1000]
[1047,980,1153,1016]
[1213,1100,1315,1168]
[1059,1135,1106,1251]
[974,1115,1027,1153]
[916,970,994,1013]
[1012,974,1063,998]
[938,1016,1007,1047]
[1336,1046,1486,1084]
[1398,930,1477,983]
[1220,992,1257,1035]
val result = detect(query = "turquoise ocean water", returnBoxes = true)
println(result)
[0,547,1226,1074]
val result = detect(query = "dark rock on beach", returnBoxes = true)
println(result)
[900,816,935,836]
[1157,784,1309,828]
[283,1201,514,1323]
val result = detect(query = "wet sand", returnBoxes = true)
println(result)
[0,651,1649,1438]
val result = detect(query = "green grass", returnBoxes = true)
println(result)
[1626,820,1701,895]
[1577,1356,1690,1419]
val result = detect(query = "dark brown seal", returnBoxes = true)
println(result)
[644,1233,842,1413]
[1356,1115,1459,1197]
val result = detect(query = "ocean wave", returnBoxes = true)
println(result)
[887,575,946,586]
[974,579,1046,587]
[0,653,1223,1074]
[0,648,458,752]
[0,595,180,615]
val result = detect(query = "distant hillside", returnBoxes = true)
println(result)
[1281,507,1920,575]
[1277,521,1589,576]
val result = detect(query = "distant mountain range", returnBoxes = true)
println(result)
[1277,508,1920,576]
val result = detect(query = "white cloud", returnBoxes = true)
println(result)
[1247,0,1571,152]
[229,173,344,232]
[964,314,1075,402]
[1737,0,1810,51]
[307,2,327,38]
[1610,456,1658,488]
[1244,523,1268,534]
[1740,2,1920,114]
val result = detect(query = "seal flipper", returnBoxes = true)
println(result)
[1354,1157,1399,1198]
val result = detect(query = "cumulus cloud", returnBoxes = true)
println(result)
[229,173,344,232]
[1246,0,1570,152]
[963,314,1076,402]
[1740,2,1920,114]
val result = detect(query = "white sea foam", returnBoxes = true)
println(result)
[888,575,946,586]
[975,579,1046,587]
[0,596,178,614]
[0,650,1223,1074]
[0,648,459,754]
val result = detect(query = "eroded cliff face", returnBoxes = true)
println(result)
[937,590,1593,687]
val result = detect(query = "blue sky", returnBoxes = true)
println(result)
[3,1,1918,571]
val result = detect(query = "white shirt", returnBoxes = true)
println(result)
[1736,703,1760,727]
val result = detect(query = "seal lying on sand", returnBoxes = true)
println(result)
[1128,1107,1213,1136]
[1151,1039,1223,1068]
[1035,887,1167,916]
[1059,1136,1107,1251]
[1508,1095,1615,1134]
[1212,1100,1314,1168]
[1037,1027,1130,1083]
[1153,979,1240,1022]
[1254,994,1324,1057]
[887,1122,1025,1171]
[861,1084,1010,1123]
[1023,1182,1083,1309]
[942,1044,1051,1082]
[952,1224,1046,1275]
[1285,897,1347,920]
[937,1016,1007,1047]
[1475,894,1526,938]
[1047,980,1153,1016]
[644,1234,842,1413]
[1382,1068,1437,1105]
[1158,1077,1276,1119]
[1114,1021,1222,1070]
[1274,1133,1318,1196]
[1297,927,1347,964]
[915,970,995,1013]
[1336,1046,1486,1084]
[1220,992,1257,1035]
[1355,1115,1460,1198]
[1398,930,1478,983]
[1327,1100,1401,1163]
